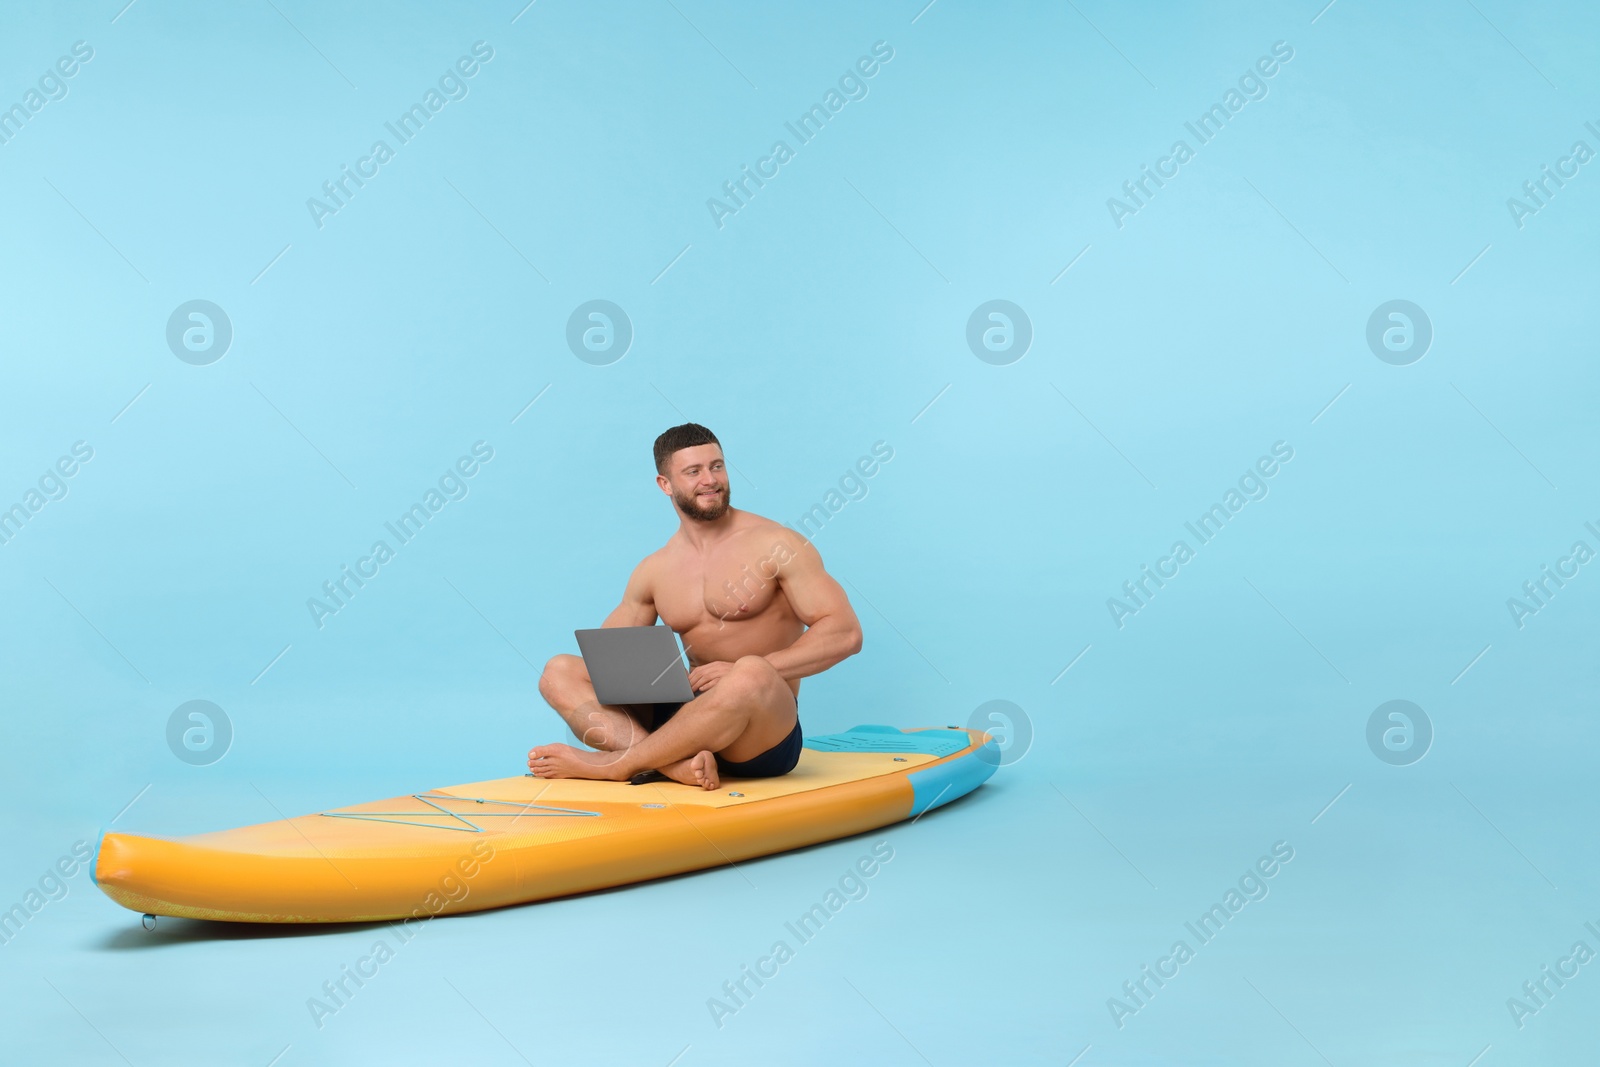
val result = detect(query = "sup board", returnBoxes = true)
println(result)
[93,725,996,923]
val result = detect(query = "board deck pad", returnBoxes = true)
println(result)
[93,725,996,923]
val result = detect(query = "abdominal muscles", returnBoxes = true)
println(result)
[659,587,804,683]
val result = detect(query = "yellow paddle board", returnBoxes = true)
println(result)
[93,725,996,923]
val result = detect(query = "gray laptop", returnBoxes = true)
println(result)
[575,625,696,705]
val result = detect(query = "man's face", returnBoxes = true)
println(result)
[660,444,730,522]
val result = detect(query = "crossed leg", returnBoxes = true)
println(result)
[533,653,711,784]
[531,654,796,790]
[537,654,652,750]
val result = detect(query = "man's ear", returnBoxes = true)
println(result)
[656,473,672,495]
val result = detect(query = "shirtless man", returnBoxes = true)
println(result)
[528,423,863,790]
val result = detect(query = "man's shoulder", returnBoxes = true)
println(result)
[639,539,679,566]
[732,510,807,549]
[631,541,677,583]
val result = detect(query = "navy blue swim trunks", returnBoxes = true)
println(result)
[645,699,803,779]
[712,716,803,778]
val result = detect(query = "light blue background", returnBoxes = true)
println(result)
[3,0,1598,1064]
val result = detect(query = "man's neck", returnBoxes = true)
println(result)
[677,507,739,551]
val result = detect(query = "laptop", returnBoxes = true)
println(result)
[574,625,696,705]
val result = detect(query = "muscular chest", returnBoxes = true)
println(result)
[656,551,782,627]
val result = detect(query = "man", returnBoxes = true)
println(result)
[529,423,863,790]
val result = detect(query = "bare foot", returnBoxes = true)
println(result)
[657,750,720,791]
[528,743,628,781]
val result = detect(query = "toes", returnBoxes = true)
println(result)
[689,751,718,790]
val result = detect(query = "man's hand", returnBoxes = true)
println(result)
[688,660,739,693]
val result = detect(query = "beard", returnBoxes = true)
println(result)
[674,483,731,522]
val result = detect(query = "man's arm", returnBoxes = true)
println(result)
[601,559,658,627]
[762,530,863,681]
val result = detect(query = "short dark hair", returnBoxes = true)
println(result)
[653,423,721,474]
